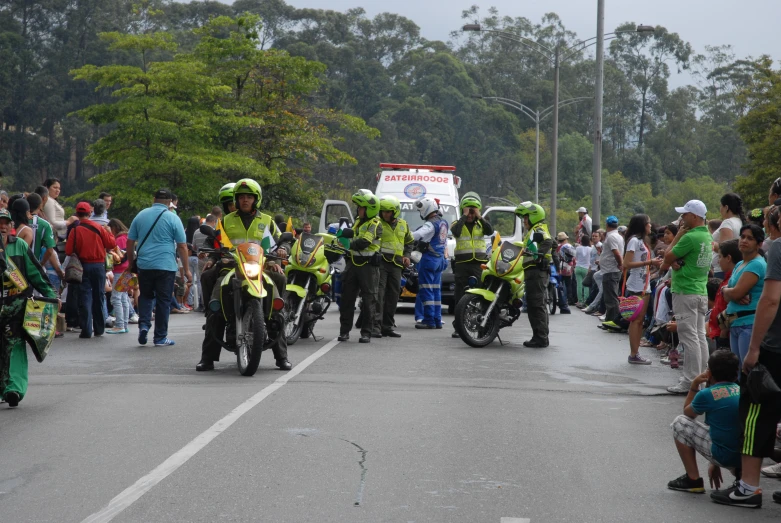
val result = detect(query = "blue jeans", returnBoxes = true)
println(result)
[79,263,107,337]
[138,269,176,343]
[111,273,132,330]
[730,323,753,368]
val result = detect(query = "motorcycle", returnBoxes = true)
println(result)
[199,225,293,376]
[454,240,526,347]
[283,229,353,345]
[548,263,560,315]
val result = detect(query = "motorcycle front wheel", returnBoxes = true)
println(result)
[283,294,305,346]
[237,299,265,376]
[454,294,500,348]
[548,283,557,315]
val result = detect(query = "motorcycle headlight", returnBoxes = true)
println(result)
[243,261,260,279]
[496,260,510,274]
[298,252,312,267]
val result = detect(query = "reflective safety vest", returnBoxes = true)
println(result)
[350,217,382,266]
[452,220,487,263]
[522,223,553,269]
[380,219,410,267]
[222,211,279,250]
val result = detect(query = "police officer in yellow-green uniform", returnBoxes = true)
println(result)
[450,192,493,338]
[515,202,555,348]
[338,189,383,344]
[374,196,413,338]
[197,179,292,372]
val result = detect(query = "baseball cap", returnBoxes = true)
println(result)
[556,232,568,241]
[674,200,707,219]
[0,209,10,221]
[576,207,587,213]
[75,201,92,213]
[606,215,618,226]
[154,188,174,200]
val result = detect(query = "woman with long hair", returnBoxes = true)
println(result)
[722,224,766,367]
[712,193,745,279]
[624,214,662,364]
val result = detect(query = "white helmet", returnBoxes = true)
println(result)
[415,197,439,219]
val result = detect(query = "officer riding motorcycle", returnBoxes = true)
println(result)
[197,179,293,371]
[337,189,383,344]
[515,202,555,348]
[200,183,236,310]
[450,192,493,338]
[412,197,449,330]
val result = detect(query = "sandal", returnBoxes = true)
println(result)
[640,339,655,347]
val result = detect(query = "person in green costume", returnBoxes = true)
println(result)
[0,208,57,408]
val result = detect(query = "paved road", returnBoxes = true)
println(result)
[1,306,779,522]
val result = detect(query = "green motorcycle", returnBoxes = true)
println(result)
[454,241,526,347]
[283,230,352,345]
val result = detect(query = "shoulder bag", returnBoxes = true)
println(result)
[129,209,168,274]
[619,242,651,322]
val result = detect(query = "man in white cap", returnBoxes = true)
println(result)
[661,200,713,394]
[575,207,592,243]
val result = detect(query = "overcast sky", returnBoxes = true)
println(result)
[284,0,779,85]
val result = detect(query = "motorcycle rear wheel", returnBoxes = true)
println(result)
[548,284,557,315]
[283,294,305,346]
[454,294,500,348]
[237,299,264,376]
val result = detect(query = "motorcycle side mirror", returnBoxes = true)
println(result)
[278,232,294,244]
[532,232,544,244]
[199,224,216,239]
[340,229,355,239]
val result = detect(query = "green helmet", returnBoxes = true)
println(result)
[352,189,380,219]
[459,192,482,212]
[380,195,401,219]
[515,201,545,225]
[233,179,262,210]
[219,183,236,203]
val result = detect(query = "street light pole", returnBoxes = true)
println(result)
[550,46,560,235]
[592,0,605,228]
[535,117,540,204]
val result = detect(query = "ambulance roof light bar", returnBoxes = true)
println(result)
[379,163,456,172]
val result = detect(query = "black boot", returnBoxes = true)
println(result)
[196,360,215,371]
[337,333,350,342]
[276,359,293,371]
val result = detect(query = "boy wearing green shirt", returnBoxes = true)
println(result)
[662,200,713,395]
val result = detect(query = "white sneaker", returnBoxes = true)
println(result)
[667,383,690,395]
[598,315,606,322]
[129,314,139,324]
[761,461,781,478]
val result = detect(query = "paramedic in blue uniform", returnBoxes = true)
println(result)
[412,197,449,329]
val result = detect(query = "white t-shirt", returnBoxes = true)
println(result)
[711,216,743,272]
[600,230,624,274]
[575,245,592,268]
[626,236,650,293]
[589,243,601,271]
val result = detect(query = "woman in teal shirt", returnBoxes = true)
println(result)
[722,224,767,366]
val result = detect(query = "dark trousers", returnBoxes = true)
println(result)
[339,261,379,338]
[66,282,81,327]
[602,271,622,323]
[375,261,402,334]
[525,269,549,342]
[200,264,220,310]
[138,269,176,343]
[78,262,107,337]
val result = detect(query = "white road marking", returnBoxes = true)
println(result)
[500,518,530,523]
[81,338,342,523]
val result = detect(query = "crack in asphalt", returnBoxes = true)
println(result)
[339,439,368,507]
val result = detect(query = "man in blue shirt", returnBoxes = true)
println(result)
[667,350,742,493]
[127,189,191,347]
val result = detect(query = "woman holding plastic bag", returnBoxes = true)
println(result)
[0,209,58,408]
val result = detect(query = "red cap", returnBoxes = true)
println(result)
[76,202,92,213]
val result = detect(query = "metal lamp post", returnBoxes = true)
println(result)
[463,21,653,234]
[473,95,592,205]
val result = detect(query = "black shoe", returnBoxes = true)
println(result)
[435,324,443,329]
[523,338,549,348]
[371,333,383,338]
[710,482,762,508]
[359,336,371,343]
[337,333,350,342]
[79,333,92,339]
[667,473,705,493]
[196,360,215,372]
[5,391,20,408]
[382,331,401,338]
[559,309,571,314]
[773,491,781,504]
[276,359,293,371]
[415,324,435,330]
[451,331,460,338]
